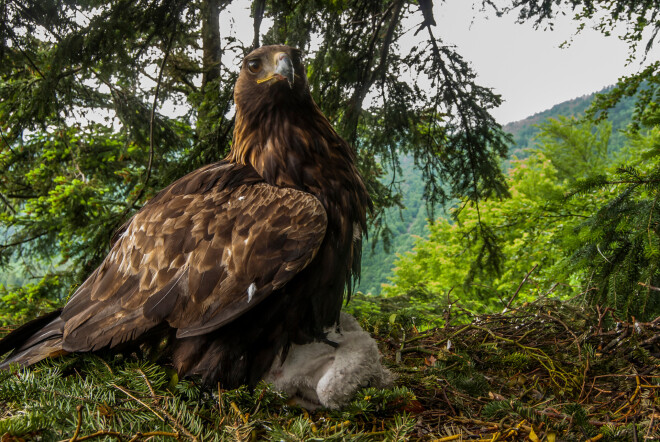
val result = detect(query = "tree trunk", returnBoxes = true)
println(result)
[197,0,229,159]
[252,0,266,50]
[201,0,221,89]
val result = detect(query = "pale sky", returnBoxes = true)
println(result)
[218,1,654,125]
[431,1,652,124]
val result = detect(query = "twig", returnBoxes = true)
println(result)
[578,358,590,404]
[0,231,48,249]
[638,282,660,292]
[151,401,199,441]
[399,346,438,356]
[328,420,351,432]
[613,376,641,415]
[127,431,179,442]
[68,430,122,441]
[404,333,433,344]
[602,329,630,352]
[596,244,611,263]
[230,401,248,424]
[0,192,16,214]
[0,126,16,154]
[111,384,165,423]
[440,385,456,416]
[540,312,582,359]
[434,435,461,441]
[640,333,660,346]
[69,405,83,442]
[96,357,114,375]
[138,369,157,401]
[504,264,538,312]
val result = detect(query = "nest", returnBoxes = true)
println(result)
[0,301,658,441]
[372,300,660,440]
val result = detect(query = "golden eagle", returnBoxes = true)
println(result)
[0,45,371,389]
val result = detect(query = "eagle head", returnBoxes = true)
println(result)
[234,45,311,116]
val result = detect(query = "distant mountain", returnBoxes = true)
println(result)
[504,86,635,161]
[357,86,636,295]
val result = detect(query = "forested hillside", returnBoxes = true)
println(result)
[504,87,637,160]
[357,156,428,295]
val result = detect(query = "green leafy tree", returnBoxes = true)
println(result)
[500,0,660,320]
[384,110,660,320]
[480,0,660,320]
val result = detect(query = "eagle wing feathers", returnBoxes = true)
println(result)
[60,162,327,351]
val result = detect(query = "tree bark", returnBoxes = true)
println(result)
[252,0,266,50]
[201,0,222,89]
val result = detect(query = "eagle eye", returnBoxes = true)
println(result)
[247,59,262,74]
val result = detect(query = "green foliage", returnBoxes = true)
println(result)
[381,111,660,319]
[360,87,641,297]
[0,300,657,440]
[481,400,544,425]
[0,275,62,326]
[347,286,451,329]
[381,148,576,314]
[482,3,660,321]
[565,125,660,320]
[0,357,203,439]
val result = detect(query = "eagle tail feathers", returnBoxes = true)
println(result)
[0,309,66,369]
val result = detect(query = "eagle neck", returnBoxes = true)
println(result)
[230,102,353,198]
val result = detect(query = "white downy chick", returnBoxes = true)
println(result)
[264,312,393,409]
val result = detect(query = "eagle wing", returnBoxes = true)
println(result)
[60,162,327,351]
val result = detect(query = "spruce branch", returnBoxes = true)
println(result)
[111,383,166,423]
[0,192,17,215]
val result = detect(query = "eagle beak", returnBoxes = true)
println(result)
[274,52,294,88]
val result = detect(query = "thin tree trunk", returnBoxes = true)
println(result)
[342,0,403,145]
[198,0,227,157]
[252,0,266,50]
[201,0,221,89]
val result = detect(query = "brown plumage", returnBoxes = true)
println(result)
[0,45,371,388]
